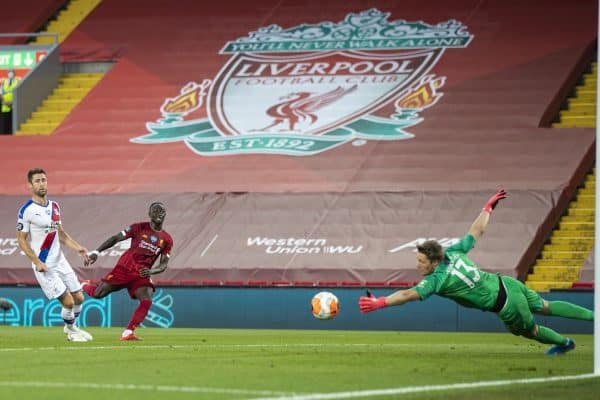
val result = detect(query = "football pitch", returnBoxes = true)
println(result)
[0,327,597,400]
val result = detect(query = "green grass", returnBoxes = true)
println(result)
[0,327,597,399]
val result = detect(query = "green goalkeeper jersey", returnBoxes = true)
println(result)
[412,234,500,311]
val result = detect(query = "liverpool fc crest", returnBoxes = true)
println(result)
[131,9,473,156]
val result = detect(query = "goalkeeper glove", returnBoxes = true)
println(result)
[483,189,508,213]
[359,290,388,314]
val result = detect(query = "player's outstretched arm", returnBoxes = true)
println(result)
[57,224,89,265]
[359,288,420,314]
[88,232,126,265]
[468,189,508,240]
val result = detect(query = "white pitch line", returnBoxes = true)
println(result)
[248,373,600,400]
[0,342,550,352]
[0,343,334,352]
[0,343,336,352]
[200,234,218,257]
[0,380,292,396]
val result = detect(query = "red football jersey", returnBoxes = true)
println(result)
[116,222,173,270]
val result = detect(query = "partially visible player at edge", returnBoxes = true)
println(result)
[359,189,594,355]
[16,168,93,341]
[83,202,173,340]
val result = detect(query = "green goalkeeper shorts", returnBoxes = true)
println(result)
[497,276,544,336]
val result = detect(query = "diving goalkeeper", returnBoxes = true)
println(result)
[359,190,594,355]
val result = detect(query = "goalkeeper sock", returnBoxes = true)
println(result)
[547,301,593,321]
[534,325,567,345]
[126,299,152,331]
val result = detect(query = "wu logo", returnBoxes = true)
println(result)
[131,9,473,156]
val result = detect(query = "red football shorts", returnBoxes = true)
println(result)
[101,264,155,298]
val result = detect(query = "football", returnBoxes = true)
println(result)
[311,291,339,320]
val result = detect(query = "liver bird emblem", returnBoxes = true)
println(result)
[256,85,357,132]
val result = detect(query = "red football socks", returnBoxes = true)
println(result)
[127,299,152,330]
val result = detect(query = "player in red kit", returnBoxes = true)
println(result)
[83,202,173,340]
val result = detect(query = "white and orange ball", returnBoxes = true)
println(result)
[311,291,339,320]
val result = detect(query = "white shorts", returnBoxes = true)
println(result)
[32,256,82,300]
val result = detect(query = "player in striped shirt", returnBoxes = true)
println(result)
[16,168,92,341]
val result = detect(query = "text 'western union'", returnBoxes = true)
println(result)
[247,237,363,254]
